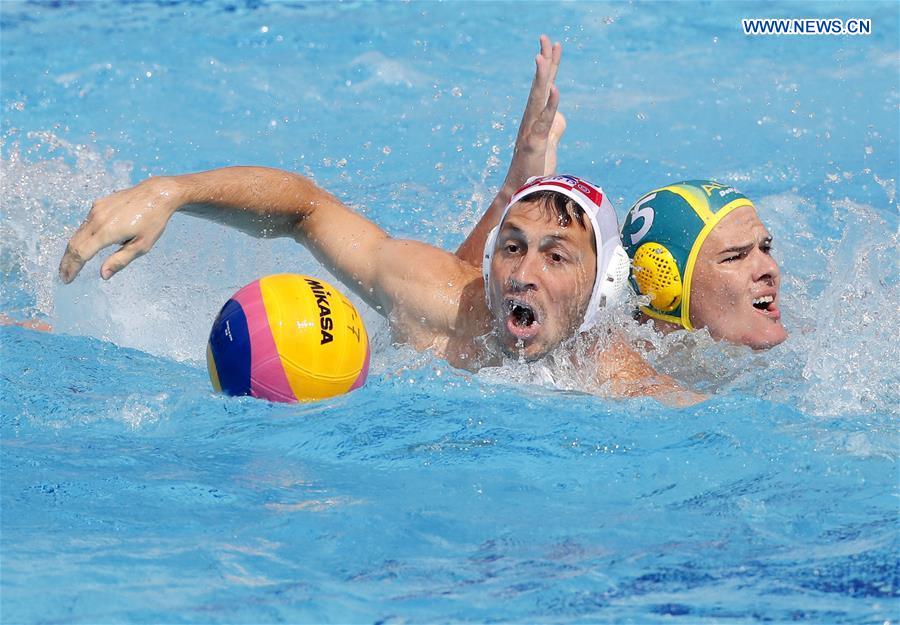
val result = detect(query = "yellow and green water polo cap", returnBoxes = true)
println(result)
[619,180,755,330]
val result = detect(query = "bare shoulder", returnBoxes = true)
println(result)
[374,238,490,346]
[378,239,477,285]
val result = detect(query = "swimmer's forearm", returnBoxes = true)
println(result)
[59,165,387,285]
[610,375,707,406]
[596,337,706,405]
[172,167,328,239]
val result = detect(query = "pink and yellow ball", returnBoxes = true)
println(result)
[206,274,369,403]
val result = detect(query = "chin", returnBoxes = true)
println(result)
[498,335,552,362]
[742,323,789,350]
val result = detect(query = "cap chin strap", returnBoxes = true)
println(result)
[482,177,631,332]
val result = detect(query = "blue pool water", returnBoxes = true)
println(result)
[2,1,898,623]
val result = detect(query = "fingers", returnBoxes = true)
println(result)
[539,34,551,61]
[538,35,561,82]
[521,43,557,130]
[58,179,175,283]
[548,40,561,85]
[525,54,549,117]
[58,210,106,283]
[100,238,149,280]
[528,35,561,109]
[537,34,561,82]
[58,201,146,283]
[58,244,85,284]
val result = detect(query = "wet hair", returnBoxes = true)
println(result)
[517,191,597,253]
[520,190,588,230]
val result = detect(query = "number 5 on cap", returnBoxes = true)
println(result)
[629,193,656,246]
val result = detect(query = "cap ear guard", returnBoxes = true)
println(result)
[632,242,683,313]
[578,244,630,331]
[600,245,632,305]
[482,224,500,310]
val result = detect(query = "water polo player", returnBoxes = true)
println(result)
[453,42,786,351]
[57,35,699,403]
[620,181,787,349]
[59,165,698,404]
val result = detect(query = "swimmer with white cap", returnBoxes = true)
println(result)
[57,42,699,403]
[60,158,700,403]
[481,174,631,359]
[455,42,787,351]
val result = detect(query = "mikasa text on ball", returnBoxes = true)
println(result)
[206,274,370,402]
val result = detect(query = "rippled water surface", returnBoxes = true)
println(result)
[2,1,898,623]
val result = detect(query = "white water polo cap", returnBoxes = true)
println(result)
[482,174,631,332]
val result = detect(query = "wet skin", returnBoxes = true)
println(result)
[488,200,597,361]
[689,205,788,349]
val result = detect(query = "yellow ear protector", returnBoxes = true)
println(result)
[631,243,683,313]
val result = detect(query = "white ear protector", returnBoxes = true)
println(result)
[482,224,500,294]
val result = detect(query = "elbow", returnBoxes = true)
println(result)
[289,209,313,241]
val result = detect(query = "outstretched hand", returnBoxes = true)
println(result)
[58,177,181,283]
[507,34,565,187]
[454,35,566,266]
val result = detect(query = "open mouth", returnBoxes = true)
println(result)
[504,299,541,340]
[753,295,775,310]
[509,301,536,327]
[751,294,781,320]
[752,295,774,311]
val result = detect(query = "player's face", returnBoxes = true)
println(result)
[488,200,596,360]
[690,205,787,349]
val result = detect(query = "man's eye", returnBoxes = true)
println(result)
[549,252,565,263]
[722,253,744,263]
[761,244,773,254]
[504,243,520,254]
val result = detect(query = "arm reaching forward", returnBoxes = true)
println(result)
[455,34,566,266]
[58,167,336,283]
[58,167,475,328]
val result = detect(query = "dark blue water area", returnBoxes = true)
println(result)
[2,325,897,623]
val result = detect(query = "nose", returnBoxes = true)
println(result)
[507,251,543,292]
[751,248,780,284]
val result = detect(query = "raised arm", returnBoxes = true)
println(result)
[455,34,565,266]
